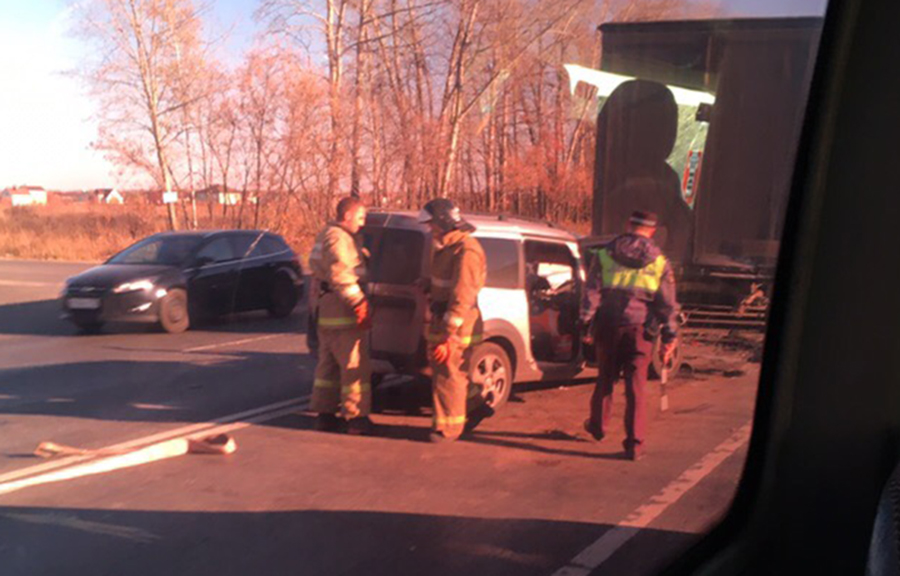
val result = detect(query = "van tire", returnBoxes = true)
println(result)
[469,342,513,410]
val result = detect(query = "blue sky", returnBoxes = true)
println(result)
[0,0,828,191]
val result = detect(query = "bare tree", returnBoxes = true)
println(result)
[76,0,213,230]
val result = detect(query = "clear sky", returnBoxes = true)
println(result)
[0,0,828,191]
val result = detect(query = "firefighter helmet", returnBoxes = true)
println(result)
[417,198,475,234]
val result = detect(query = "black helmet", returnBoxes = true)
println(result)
[417,198,475,234]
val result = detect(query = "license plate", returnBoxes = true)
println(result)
[68,297,101,310]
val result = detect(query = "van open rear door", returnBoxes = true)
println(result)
[363,214,431,376]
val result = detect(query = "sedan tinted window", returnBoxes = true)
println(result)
[251,236,288,257]
[108,236,203,265]
[196,238,236,263]
[230,234,262,258]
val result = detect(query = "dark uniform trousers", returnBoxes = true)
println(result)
[589,324,653,448]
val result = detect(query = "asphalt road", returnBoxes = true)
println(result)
[0,259,758,576]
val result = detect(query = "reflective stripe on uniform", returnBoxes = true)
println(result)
[314,378,339,389]
[341,284,362,298]
[434,415,466,427]
[319,316,357,327]
[342,382,371,395]
[596,249,667,293]
[445,314,464,328]
[426,331,483,347]
[431,277,453,288]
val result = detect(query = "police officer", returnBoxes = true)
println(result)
[308,196,373,435]
[580,210,679,460]
[418,199,492,443]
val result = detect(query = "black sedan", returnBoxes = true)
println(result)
[61,230,304,334]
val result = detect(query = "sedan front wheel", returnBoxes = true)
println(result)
[159,288,190,334]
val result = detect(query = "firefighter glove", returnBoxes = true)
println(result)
[431,341,451,365]
[354,299,372,329]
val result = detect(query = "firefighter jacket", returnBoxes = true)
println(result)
[309,223,368,330]
[580,233,679,343]
[427,229,487,347]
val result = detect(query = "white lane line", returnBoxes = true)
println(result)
[183,333,284,353]
[552,422,753,576]
[130,403,179,411]
[0,399,311,497]
[0,280,59,288]
[3,512,161,543]
[0,394,311,486]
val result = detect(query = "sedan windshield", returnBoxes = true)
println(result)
[108,236,203,266]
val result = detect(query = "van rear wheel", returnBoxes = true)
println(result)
[469,342,513,410]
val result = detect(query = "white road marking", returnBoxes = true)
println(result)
[0,280,59,288]
[130,403,178,411]
[552,422,753,576]
[183,333,283,353]
[3,512,160,543]
[0,399,311,497]
[0,394,311,486]
[46,398,76,404]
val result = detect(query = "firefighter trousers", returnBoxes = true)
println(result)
[430,341,484,439]
[311,327,371,419]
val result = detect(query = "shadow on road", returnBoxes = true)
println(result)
[0,506,698,576]
[0,298,310,337]
[0,299,74,337]
[267,388,626,460]
[0,350,315,433]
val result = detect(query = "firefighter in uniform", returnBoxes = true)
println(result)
[308,196,373,435]
[418,199,493,443]
[580,210,679,460]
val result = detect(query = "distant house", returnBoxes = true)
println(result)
[196,185,256,206]
[94,188,125,204]
[7,186,48,207]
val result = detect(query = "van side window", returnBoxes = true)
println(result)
[477,238,521,289]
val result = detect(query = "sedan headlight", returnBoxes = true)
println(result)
[113,279,155,294]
